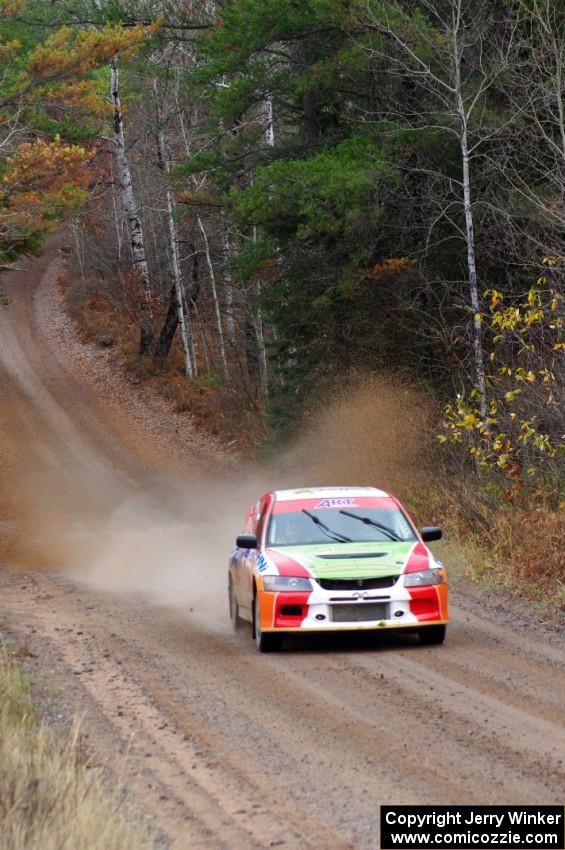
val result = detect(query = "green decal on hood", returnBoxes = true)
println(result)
[274,541,414,579]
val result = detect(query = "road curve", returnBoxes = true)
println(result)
[1,240,564,850]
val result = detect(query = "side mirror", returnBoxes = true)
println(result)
[421,526,442,542]
[236,533,258,550]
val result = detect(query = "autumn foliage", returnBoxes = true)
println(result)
[3,137,91,232]
[440,260,564,506]
[26,24,151,82]
[0,1,156,265]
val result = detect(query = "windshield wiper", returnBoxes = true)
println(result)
[302,509,352,543]
[339,509,402,542]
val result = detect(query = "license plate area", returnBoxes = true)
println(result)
[331,603,388,622]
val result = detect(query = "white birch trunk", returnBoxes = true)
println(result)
[453,18,487,418]
[263,96,275,148]
[221,213,235,340]
[182,288,198,373]
[252,224,268,396]
[254,282,268,397]
[254,98,275,395]
[110,59,153,354]
[197,214,229,380]
[460,122,487,418]
[153,78,195,378]
[216,89,235,343]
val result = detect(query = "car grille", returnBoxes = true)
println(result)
[331,603,388,622]
[318,576,397,591]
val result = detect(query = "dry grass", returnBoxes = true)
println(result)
[0,646,154,850]
[411,480,565,605]
[466,508,565,604]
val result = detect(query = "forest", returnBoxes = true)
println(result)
[1,0,563,594]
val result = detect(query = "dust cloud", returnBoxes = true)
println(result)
[279,374,433,494]
[69,475,265,629]
[4,373,434,626]
[69,375,433,621]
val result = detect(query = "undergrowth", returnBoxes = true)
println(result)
[413,479,565,608]
[63,278,266,449]
[0,644,154,850]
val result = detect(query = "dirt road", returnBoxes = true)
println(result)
[1,241,564,850]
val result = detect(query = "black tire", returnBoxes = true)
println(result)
[229,578,243,632]
[419,625,446,645]
[254,593,282,653]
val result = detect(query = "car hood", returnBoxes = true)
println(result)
[264,540,430,579]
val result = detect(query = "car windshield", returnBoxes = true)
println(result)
[267,507,416,546]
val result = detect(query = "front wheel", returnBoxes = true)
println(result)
[254,593,282,653]
[419,625,446,645]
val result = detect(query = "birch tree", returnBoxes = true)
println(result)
[250,96,276,396]
[153,76,196,376]
[364,0,516,417]
[197,214,229,380]
[110,59,155,355]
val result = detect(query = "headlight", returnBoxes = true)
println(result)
[404,568,445,587]
[262,576,313,592]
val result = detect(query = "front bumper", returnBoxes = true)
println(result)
[257,581,448,632]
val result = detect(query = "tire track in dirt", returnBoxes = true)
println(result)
[4,565,564,850]
[2,570,353,850]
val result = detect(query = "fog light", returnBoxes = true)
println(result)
[281,605,303,617]
[315,614,326,621]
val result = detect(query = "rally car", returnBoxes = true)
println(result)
[228,487,448,652]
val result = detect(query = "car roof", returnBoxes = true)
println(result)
[272,486,390,502]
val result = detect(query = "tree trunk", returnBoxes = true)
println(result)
[299,42,319,143]
[110,59,154,355]
[192,299,212,374]
[245,313,261,387]
[221,213,235,340]
[247,93,275,395]
[154,285,179,362]
[263,96,275,148]
[458,106,487,417]
[255,293,268,397]
[197,214,229,380]
[449,0,487,418]
[252,225,269,398]
[187,242,210,371]
[153,77,195,377]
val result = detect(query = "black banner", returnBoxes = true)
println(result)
[381,806,564,850]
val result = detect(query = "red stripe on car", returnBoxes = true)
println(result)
[266,548,311,577]
[403,541,431,573]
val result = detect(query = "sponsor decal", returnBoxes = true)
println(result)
[256,553,268,573]
[314,498,357,509]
